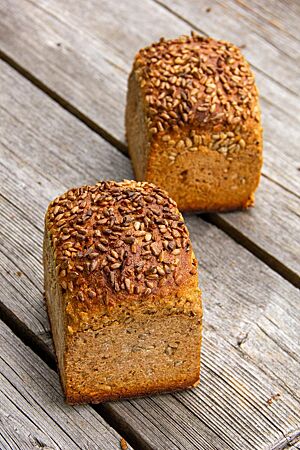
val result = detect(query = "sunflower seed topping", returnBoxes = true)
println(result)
[46,180,195,305]
[134,32,260,159]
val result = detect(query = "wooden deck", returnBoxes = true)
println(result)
[0,1,299,449]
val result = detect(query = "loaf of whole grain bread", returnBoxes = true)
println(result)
[126,33,263,212]
[44,180,202,404]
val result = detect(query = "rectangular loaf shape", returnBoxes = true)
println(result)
[126,33,263,212]
[44,180,202,403]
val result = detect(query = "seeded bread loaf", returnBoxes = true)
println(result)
[126,33,263,212]
[44,180,202,404]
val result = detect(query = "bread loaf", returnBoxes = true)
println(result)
[44,180,202,404]
[126,33,263,212]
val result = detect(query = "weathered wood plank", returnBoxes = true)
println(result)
[0,321,131,450]
[0,0,299,195]
[0,59,300,449]
[1,0,299,286]
[0,35,299,283]
[229,0,300,52]
[230,0,300,41]
[156,0,300,194]
[158,0,300,66]
[206,174,300,286]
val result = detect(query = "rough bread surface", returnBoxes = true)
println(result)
[126,33,263,212]
[44,180,202,404]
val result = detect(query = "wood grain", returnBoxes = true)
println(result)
[0,0,299,286]
[230,0,300,42]
[0,9,299,282]
[156,0,300,193]
[158,0,300,84]
[0,0,299,193]
[0,320,131,450]
[1,59,300,450]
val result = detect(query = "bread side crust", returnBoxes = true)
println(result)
[43,229,66,391]
[64,297,202,404]
[66,376,200,405]
[145,119,262,211]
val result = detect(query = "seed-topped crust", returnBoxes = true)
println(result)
[45,180,197,310]
[133,32,259,138]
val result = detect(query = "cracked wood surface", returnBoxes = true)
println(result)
[0,59,299,450]
[0,0,299,283]
[0,319,131,450]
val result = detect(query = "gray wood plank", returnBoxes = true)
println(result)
[0,321,131,450]
[157,0,300,69]
[1,59,300,450]
[229,0,300,42]
[206,174,300,286]
[156,0,300,194]
[229,0,300,51]
[0,0,299,285]
[0,20,299,281]
[0,0,299,194]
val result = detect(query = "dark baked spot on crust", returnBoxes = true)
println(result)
[45,180,195,306]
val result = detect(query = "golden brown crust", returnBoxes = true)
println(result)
[145,124,262,212]
[65,374,200,405]
[127,33,263,212]
[45,181,198,323]
[45,181,202,404]
[133,33,260,138]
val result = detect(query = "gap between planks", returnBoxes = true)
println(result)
[201,213,300,288]
[0,303,144,450]
[0,49,126,155]
[4,58,298,448]
[0,52,298,289]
